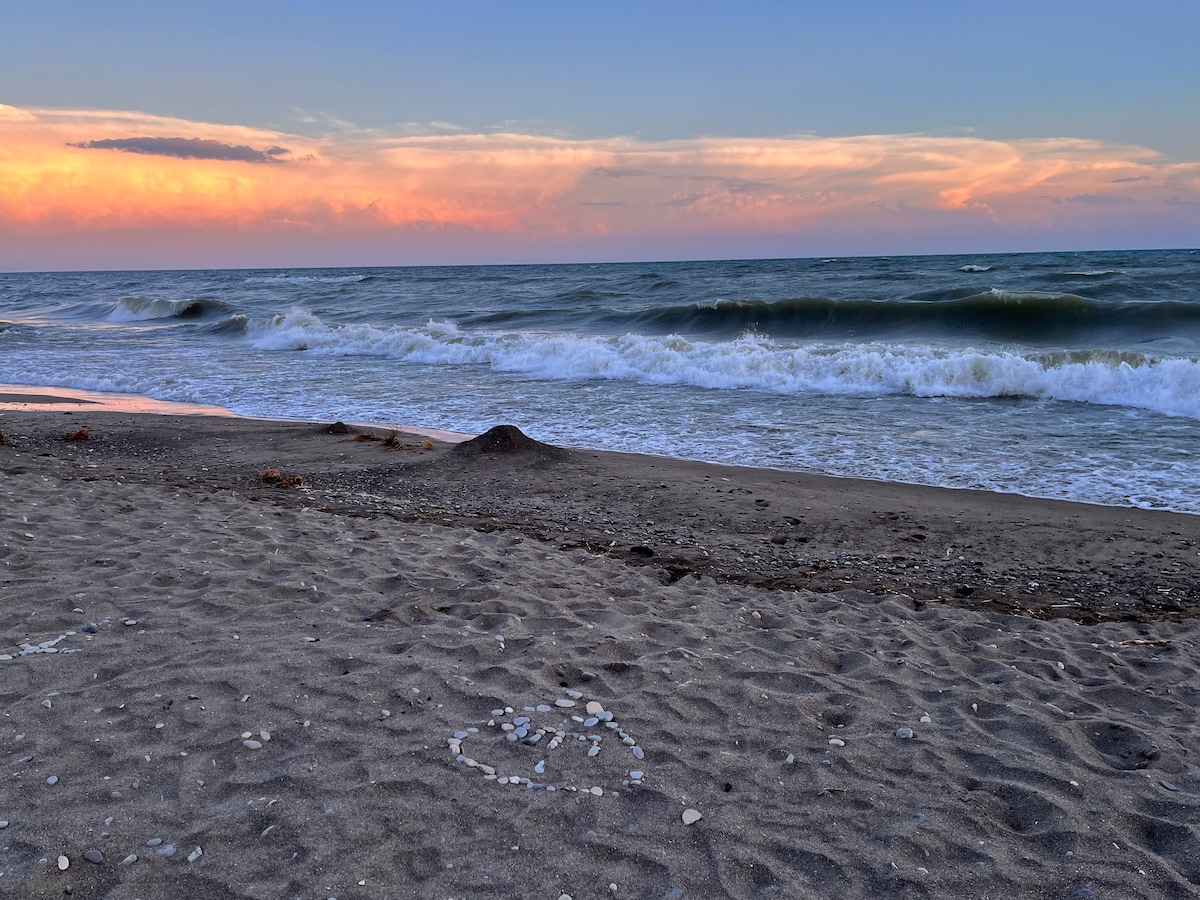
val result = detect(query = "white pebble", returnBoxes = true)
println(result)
[919,715,932,724]
[590,786,603,796]
[896,728,915,740]
[555,699,576,708]
[187,846,203,863]
[566,690,583,699]
[585,701,604,715]
[57,855,69,870]
[828,738,845,747]
[46,775,59,785]
[682,808,702,825]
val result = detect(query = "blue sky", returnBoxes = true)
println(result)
[2,1,1197,268]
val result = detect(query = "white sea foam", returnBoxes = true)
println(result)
[244,308,1200,420]
[960,264,994,272]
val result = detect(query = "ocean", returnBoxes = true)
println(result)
[2,249,1198,513]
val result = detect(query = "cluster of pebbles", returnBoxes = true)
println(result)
[2,615,137,660]
[448,690,647,795]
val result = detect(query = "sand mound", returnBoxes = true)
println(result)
[451,425,569,460]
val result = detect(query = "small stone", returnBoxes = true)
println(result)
[555,699,576,708]
[590,786,603,796]
[588,745,600,757]
[566,690,583,699]
[187,846,203,863]
[41,699,52,709]
[536,704,552,712]
[1161,780,1178,791]
[491,709,505,717]
[559,894,573,900]
[84,849,103,864]
[156,843,176,856]
[586,701,604,715]
[46,775,59,785]
[682,808,702,825]
[146,838,163,847]
[57,855,69,870]
[243,740,263,750]
[259,730,271,742]
[828,738,845,747]
[896,728,915,740]
[124,619,138,626]
[121,854,138,865]
[785,753,795,765]
[919,715,932,724]
[630,770,645,780]
[631,746,645,760]
[584,717,600,727]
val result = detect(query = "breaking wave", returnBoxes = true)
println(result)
[245,308,1200,419]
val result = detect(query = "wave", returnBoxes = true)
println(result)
[243,274,369,285]
[107,296,232,322]
[960,264,994,272]
[614,292,1200,341]
[245,308,1200,419]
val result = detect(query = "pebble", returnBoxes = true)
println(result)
[243,740,263,750]
[566,690,583,700]
[146,838,163,847]
[46,775,59,785]
[555,699,576,708]
[84,849,103,864]
[121,854,138,865]
[1160,780,1178,791]
[587,745,600,758]
[896,728,915,740]
[124,619,138,626]
[630,770,645,780]
[0,821,8,828]
[586,701,605,715]
[631,746,645,760]
[41,699,52,709]
[682,808,702,825]
[187,846,203,863]
[57,855,69,870]
[919,715,932,724]
[828,738,845,747]
[536,704,552,712]
[590,786,603,796]
[156,843,176,857]
[785,753,795,765]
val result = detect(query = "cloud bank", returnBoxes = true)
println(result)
[1,103,1197,268]
[69,137,289,163]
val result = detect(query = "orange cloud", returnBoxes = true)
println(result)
[1,103,1197,265]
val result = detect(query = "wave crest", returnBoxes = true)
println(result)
[244,308,1200,419]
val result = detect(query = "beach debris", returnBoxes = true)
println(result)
[423,437,435,450]
[0,426,5,443]
[260,468,304,487]
[682,808,703,825]
[62,426,90,441]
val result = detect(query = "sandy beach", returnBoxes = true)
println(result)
[3,400,1200,899]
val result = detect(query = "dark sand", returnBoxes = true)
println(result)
[2,404,1200,898]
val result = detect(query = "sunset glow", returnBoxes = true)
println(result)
[2,103,1197,270]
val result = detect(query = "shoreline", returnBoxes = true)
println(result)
[2,402,1197,624]
[3,403,1200,896]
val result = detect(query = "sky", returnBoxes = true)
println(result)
[2,0,1198,271]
